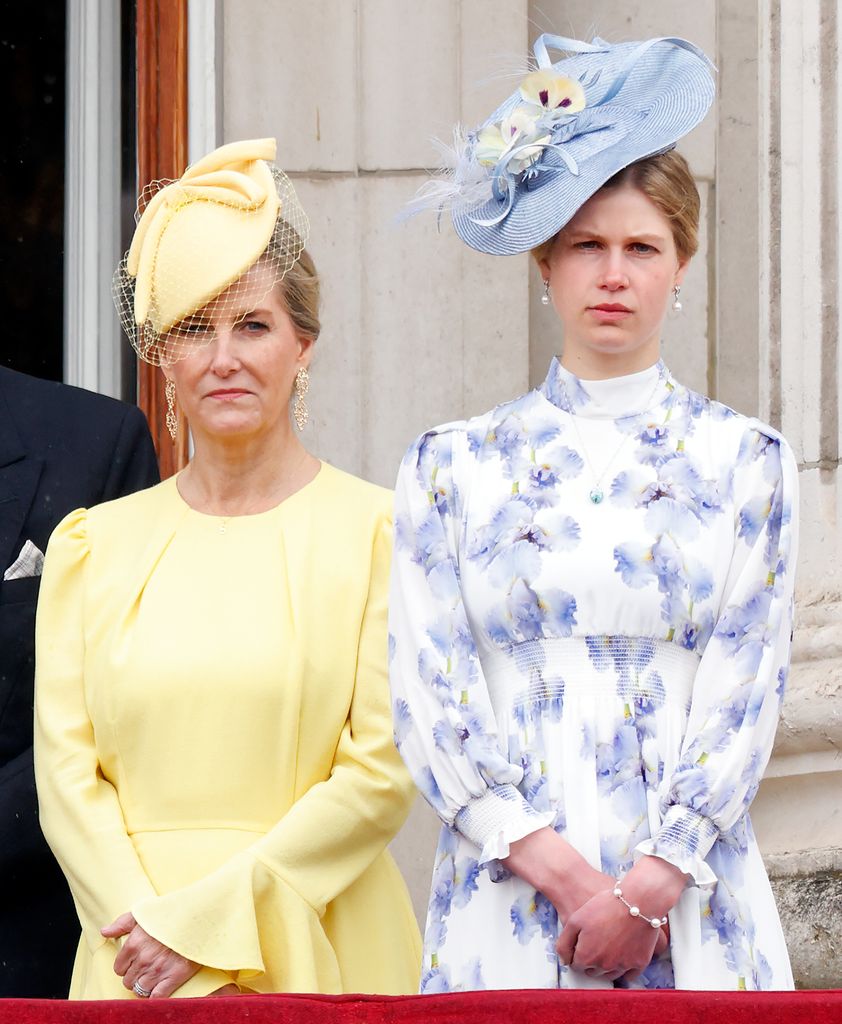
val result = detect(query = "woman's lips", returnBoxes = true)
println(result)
[207,389,251,401]
[588,304,632,323]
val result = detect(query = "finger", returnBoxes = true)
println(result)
[129,974,155,999]
[124,956,159,991]
[113,934,141,976]
[621,968,643,984]
[149,961,199,999]
[556,920,580,965]
[102,912,137,938]
[600,968,627,982]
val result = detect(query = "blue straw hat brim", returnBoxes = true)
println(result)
[450,37,715,256]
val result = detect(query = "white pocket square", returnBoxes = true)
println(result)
[4,540,45,581]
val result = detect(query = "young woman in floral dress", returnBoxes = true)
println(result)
[389,34,797,992]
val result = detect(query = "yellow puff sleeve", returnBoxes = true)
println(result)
[34,509,235,998]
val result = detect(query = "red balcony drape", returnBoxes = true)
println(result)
[0,989,840,1024]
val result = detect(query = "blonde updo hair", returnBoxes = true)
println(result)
[276,243,321,343]
[533,149,700,265]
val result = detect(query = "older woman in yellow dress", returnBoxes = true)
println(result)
[33,138,421,999]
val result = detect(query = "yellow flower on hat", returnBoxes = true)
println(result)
[475,106,551,174]
[127,138,281,335]
[519,70,586,114]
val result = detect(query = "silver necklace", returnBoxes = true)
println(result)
[561,370,665,506]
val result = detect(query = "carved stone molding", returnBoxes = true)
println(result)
[774,588,842,760]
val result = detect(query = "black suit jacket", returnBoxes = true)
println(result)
[0,366,159,998]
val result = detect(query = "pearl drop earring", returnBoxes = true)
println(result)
[541,279,551,306]
[672,285,682,312]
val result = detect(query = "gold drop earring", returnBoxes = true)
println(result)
[293,367,310,431]
[165,379,177,441]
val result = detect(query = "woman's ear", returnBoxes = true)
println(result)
[296,333,316,368]
[674,258,690,289]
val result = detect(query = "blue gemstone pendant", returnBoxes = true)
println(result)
[589,488,604,505]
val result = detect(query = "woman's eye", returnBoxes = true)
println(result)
[239,319,269,334]
[575,240,600,251]
[630,242,656,254]
[178,319,210,335]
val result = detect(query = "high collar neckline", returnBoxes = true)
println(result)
[540,357,675,420]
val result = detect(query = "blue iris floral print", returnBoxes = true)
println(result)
[389,357,798,992]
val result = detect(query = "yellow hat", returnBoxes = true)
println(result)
[114,138,309,364]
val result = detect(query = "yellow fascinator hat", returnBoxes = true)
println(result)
[113,137,309,365]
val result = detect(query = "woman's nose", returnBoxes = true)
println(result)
[209,331,240,373]
[600,250,629,289]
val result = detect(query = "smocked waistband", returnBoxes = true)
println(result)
[480,635,699,711]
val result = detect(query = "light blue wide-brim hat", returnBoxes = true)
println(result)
[442,35,715,256]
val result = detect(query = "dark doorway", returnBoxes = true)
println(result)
[0,7,66,381]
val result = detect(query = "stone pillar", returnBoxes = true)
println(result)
[734,0,842,989]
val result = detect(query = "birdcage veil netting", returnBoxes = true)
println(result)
[112,166,310,366]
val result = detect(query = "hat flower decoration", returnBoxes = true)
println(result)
[410,34,715,255]
[474,71,587,177]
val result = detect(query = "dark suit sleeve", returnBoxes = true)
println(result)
[0,402,158,874]
[0,749,41,871]
[100,404,160,500]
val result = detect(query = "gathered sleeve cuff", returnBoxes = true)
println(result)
[456,786,555,864]
[633,805,718,888]
[639,423,799,888]
[389,426,550,859]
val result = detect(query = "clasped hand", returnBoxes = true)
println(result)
[502,831,674,986]
[102,912,236,997]
[556,887,668,983]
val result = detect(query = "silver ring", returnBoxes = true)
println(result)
[132,981,152,998]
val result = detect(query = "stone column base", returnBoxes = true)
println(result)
[766,850,842,989]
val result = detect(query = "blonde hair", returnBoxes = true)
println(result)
[277,245,321,342]
[533,150,700,265]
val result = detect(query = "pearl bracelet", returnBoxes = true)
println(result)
[613,882,668,929]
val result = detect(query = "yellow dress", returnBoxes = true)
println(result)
[33,464,421,999]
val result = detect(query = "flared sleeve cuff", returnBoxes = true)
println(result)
[454,784,554,865]
[634,805,719,889]
[170,967,238,998]
[131,849,341,993]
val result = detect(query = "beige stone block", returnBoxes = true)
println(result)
[390,796,438,927]
[795,468,842,586]
[357,174,466,484]
[526,1,717,179]
[459,0,530,127]
[753,771,842,858]
[462,247,531,412]
[291,177,364,476]
[222,0,358,172]
[360,0,458,170]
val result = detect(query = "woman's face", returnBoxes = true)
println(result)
[163,263,312,443]
[538,183,687,376]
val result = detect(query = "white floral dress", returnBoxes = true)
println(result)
[389,358,798,992]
